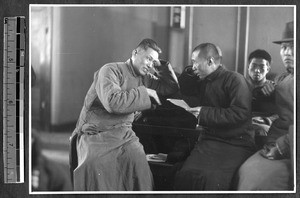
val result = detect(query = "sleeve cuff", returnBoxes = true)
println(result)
[276,143,283,156]
[197,107,202,125]
[139,86,152,110]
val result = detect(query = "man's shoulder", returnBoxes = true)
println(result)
[102,62,126,69]
[275,72,291,83]
[95,62,127,80]
[221,67,245,81]
[99,62,127,73]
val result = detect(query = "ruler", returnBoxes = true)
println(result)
[3,16,26,183]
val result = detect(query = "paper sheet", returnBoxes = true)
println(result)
[166,99,191,110]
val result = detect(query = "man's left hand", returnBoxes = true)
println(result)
[260,142,283,160]
[186,106,202,118]
[150,59,167,74]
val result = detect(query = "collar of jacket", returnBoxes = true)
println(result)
[205,65,225,81]
[125,58,140,77]
[246,76,271,89]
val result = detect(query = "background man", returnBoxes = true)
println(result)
[246,49,278,146]
[246,49,276,114]
[70,38,179,191]
[238,21,294,190]
[174,43,256,190]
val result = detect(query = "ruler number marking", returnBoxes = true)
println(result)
[3,16,25,183]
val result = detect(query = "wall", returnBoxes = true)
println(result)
[192,7,238,71]
[188,6,294,75]
[50,6,170,126]
[30,7,52,129]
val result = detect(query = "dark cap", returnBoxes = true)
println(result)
[248,49,272,64]
[273,21,294,44]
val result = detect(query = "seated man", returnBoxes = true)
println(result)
[246,49,278,146]
[70,38,179,191]
[174,43,256,190]
[237,21,294,190]
[246,49,276,115]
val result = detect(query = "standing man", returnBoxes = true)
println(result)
[174,43,256,190]
[237,21,294,190]
[70,38,179,191]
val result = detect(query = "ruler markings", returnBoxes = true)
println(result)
[3,16,25,183]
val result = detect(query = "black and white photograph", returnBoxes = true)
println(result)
[29,4,296,194]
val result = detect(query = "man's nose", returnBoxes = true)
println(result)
[284,46,293,55]
[254,68,261,73]
[192,64,197,70]
[146,62,153,68]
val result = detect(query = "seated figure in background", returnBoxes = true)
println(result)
[246,49,278,146]
[246,49,276,115]
[237,21,294,191]
[31,66,72,191]
[32,130,72,191]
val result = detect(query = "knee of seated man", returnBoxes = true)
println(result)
[237,151,291,190]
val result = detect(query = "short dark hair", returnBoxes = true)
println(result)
[248,49,272,64]
[192,43,222,63]
[136,38,162,54]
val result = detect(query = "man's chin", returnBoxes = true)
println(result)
[250,76,262,82]
[285,66,294,73]
[285,64,294,69]
[252,76,261,82]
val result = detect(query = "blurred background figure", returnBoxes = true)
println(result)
[31,66,72,191]
[32,130,72,191]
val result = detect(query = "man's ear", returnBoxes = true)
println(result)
[207,57,214,66]
[266,64,271,73]
[132,49,138,56]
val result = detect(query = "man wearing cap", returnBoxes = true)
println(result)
[237,21,294,190]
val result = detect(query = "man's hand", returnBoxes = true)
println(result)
[252,116,272,126]
[261,82,275,96]
[146,88,162,105]
[251,116,272,136]
[260,142,283,160]
[151,59,168,74]
[186,106,202,118]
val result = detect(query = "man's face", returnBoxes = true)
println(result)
[280,42,294,71]
[191,50,210,79]
[132,47,159,76]
[248,58,270,83]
